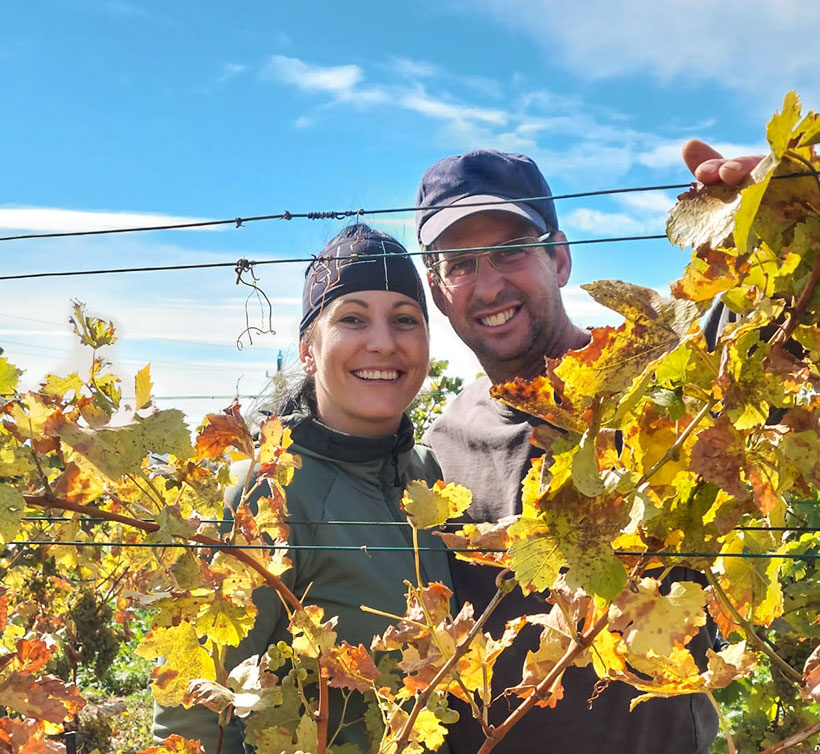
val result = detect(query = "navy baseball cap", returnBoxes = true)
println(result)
[415,150,558,247]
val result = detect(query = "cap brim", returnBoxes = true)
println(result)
[419,194,547,246]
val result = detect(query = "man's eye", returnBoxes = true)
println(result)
[444,257,475,277]
[492,247,527,265]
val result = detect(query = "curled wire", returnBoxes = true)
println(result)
[234,258,275,350]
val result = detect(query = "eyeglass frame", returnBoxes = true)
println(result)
[426,231,556,289]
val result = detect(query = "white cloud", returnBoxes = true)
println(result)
[615,190,677,214]
[398,92,507,126]
[258,53,744,184]
[0,207,218,234]
[389,57,441,80]
[563,208,656,237]
[261,54,512,137]
[262,55,364,97]
[464,0,820,104]
[217,63,247,85]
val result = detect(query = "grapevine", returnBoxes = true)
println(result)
[1,92,819,754]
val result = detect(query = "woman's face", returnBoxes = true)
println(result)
[300,290,429,437]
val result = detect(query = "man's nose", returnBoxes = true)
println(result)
[471,256,506,302]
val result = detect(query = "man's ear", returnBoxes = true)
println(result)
[550,230,572,287]
[427,271,449,315]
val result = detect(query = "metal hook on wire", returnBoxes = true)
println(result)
[234,258,275,350]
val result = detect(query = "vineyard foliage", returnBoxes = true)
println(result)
[1,91,819,754]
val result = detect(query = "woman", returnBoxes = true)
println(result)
[154,224,454,753]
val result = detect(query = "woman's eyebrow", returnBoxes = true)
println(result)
[336,297,369,308]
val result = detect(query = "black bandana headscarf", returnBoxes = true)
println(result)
[299,224,428,336]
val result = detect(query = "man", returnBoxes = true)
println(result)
[416,143,758,754]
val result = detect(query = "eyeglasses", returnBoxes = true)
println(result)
[432,234,551,289]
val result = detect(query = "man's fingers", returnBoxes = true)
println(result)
[682,139,724,179]
[682,139,765,186]
[717,155,764,186]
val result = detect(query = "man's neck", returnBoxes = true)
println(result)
[483,324,591,385]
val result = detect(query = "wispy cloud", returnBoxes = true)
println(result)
[256,53,745,185]
[464,0,820,106]
[262,55,365,97]
[217,62,247,85]
[261,54,508,133]
[0,206,220,234]
[563,208,659,237]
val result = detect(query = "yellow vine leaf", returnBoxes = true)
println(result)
[0,485,25,544]
[135,363,153,410]
[0,671,85,723]
[0,357,20,397]
[195,406,254,461]
[400,479,472,530]
[70,302,116,349]
[39,372,84,399]
[195,593,258,647]
[289,605,338,659]
[136,621,216,707]
[766,90,802,158]
[56,410,194,481]
[713,530,784,629]
[608,578,707,657]
[136,734,205,754]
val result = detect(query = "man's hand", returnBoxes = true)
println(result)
[682,139,763,186]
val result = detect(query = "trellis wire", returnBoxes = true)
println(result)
[0,171,813,244]
[5,540,819,560]
[19,515,820,533]
[0,235,666,282]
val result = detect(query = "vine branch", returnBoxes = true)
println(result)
[757,720,820,754]
[390,579,510,754]
[704,569,802,685]
[23,493,301,610]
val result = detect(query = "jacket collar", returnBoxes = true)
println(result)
[286,413,415,464]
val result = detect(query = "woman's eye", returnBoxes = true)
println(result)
[395,315,420,327]
[339,314,364,325]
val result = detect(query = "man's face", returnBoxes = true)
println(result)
[428,212,573,383]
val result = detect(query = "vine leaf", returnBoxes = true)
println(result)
[289,605,338,659]
[323,642,380,693]
[608,578,707,657]
[0,671,85,723]
[0,484,25,544]
[401,480,472,530]
[195,405,254,461]
[0,717,65,754]
[136,734,205,754]
[136,622,216,707]
[689,415,748,499]
[802,644,820,703]
[54,410,194,480]
[0,357,22,396]
[49,461,105,504]
[135,363,153,410]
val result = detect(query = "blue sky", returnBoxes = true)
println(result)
[2,0,817,424]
